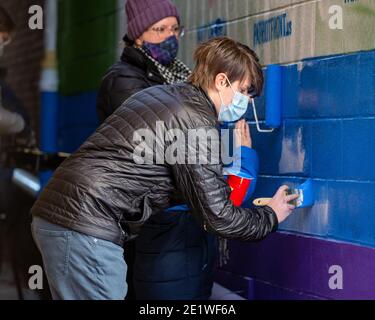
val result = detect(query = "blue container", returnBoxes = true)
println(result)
[265,64,283,128]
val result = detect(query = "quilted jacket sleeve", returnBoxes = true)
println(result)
[170,127,278,242]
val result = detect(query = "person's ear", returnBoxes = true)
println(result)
[135,37,143,47]
[214,73,228,92]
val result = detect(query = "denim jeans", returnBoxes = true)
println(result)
[31,216,127,300]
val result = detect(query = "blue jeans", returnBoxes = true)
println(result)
[31,216,127,300]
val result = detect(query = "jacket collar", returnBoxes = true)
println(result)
[120,46,164,84]
[196,85,218,118]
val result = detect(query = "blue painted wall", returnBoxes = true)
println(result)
[245,50,375,247]
[217,49,375,299]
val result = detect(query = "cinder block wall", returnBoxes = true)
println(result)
[174,0,375,299]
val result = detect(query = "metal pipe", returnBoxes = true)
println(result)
[11,169,41,198]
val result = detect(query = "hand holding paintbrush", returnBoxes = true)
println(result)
[254,179,315,223]
[262,185,299,223]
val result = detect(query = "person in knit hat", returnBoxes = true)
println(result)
[97,0,190,121]
[96,0,216,301]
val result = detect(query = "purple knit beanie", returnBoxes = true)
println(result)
[126,0,180,41]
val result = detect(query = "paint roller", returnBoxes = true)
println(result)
[253,179,315,209]
[251,64,283,132]
[251,68,316,208]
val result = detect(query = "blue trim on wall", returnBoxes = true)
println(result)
[41,92,59,153]
[40,92,59,188]
[39,91,99,189]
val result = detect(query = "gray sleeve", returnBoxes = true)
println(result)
[0,107,25,135]
[0,85,25,135]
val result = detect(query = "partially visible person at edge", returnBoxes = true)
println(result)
[31,36,299,300]
[0,6,36,281]
[0,5,27,136]
[96,0,217,300]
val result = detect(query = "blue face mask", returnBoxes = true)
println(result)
[142,35,179,66]
[218,76,250,123]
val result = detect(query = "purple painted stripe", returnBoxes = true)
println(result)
[247,278,323,300]
[215,269,323,300]
[214,269,249,298]
[217,232,375,300]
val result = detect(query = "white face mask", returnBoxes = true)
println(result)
[217,75,249,123]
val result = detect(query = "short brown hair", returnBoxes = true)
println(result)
[189,37,264,97]
[0,5,15,33]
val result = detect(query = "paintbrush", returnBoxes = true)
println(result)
[253,179,315,208]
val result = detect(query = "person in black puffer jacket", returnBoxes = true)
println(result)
[30,37,298,300]
[97,0,217,300]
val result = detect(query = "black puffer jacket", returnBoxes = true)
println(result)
[31,82,278,246]
[97,46,164,123]
[96,47,215,300]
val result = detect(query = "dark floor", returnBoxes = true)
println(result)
[0,264,41,300]
[0,246,41,300]
[0,177,51,300]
